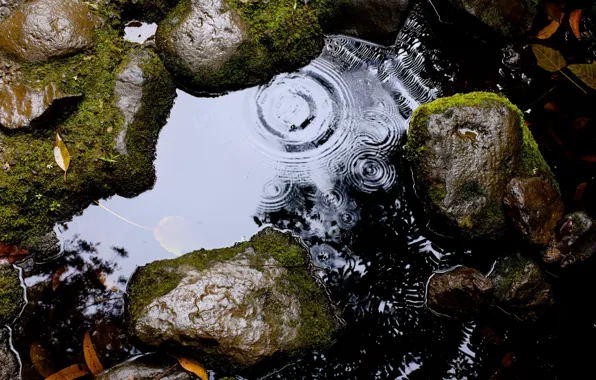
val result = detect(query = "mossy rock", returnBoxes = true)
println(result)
[155,0,341,94]
[0,15,176,249]
[0,265,24,325]
[406,92,557,239]
[127,228,342,369]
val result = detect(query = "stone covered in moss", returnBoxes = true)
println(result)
[0,265,24,325]
[0,4,176,249]
[155,0,340,93]
[406,92,557,239]
[128,228,341,368]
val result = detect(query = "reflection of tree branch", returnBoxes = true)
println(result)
[153,363,179,380]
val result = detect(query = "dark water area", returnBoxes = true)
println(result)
[9,3,596,380]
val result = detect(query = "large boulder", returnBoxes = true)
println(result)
[427,266,493,319]
[0,0,100,63]
[0,264,24,325]
[128,228,341,368]
[0,328,19,379]
[331,0,411,44]
[97,355,192,380]
[156,0,339,93]
[490,254,554,320]
[503,177,564,246]
[407,92,557,239]
[446,0,538,38]
[544,212,596,268]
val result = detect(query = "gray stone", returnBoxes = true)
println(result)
[97,355,192,380]
[427,267,493,318]
[333,0,411,44]
[504,177,564,246]
[0,81,82,129]
[0,0,100,63]
[128,229,340,367]
[0,0,24,22]
[407,92,557,239]
[0,328,18,380]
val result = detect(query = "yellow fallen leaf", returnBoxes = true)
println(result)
[53,133,71,182]
[537,17,563,39]
[177,357,208,380]
[531,44,566,72]
[83,331,104,375]
[30,341,55,378]
[570,9,583,40]
[52,265,67,291]
[45,364,89,380]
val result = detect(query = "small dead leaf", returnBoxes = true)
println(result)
[531,44,566,72]
[0,243,29,264]
[537,17,563,39]
[570,9,583,39]
[30,341,55,378]
[54,133,71,182]
[574,182,588,202]
[544,101,559,112]
[580,155,596,162]
[45,364,89,380]
[52,266,67,291]
[568,62,596,89]
[573,117,590,129]
[545,1,565,22]
[83,331,104,375]
[177,357,208,380]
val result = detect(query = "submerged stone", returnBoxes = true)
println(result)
[0,328,18,379]
[427,266,493,319]
[544,212,596,268]
[156,0,339,93]
[128,228,341,368]
[0,0,100,63]
[0,81,82,130]
[0,264,24,325]
[407,92,557,240]
[491,254,553,320]
[97,355,192,380]
[503,177,564,246]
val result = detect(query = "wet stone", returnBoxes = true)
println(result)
[491,254,554,320]
[544,212,596,268]
[427,267,494,319]
[0,264,24,325]
[0,0,99,63]
[0,0,24,22]
[97,355,192,380]
[0,328,18,380]
[504,177,564,246]
[0,81,82,129]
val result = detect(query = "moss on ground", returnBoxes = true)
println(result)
[127,228,338,357]
[0,21,175,246]
[0,265,23,325]
[156,0,341,93]
[116,0,181,23]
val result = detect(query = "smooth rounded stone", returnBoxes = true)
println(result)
[0,264,24,325]
[0,328,18,379]
[0,0,24,22]
[407,92,557,239]
[427,267,493,318]
[332,0,411,44]
[503,177,564,246]
[544,212,596,268]
[0,0,100,63]
[128,229,341,367]
[447,0,537,38]
[0,81,82,129]
[97,355,192,380]
[491,254,554,320]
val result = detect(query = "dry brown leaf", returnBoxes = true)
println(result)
[545,1,565,22]
[45,364,89,380]
[30,342,55,378]
[0,243,30,264]
[574,182,588,202]
[580,155,596,162]
[544,101,559,112]
[83,331,104,375]
[570,9,583,39]
[573,117,590,129]
[54,133,71,182]
[537,17,564,39]
[177,357,208,380]
[52,266,67,291]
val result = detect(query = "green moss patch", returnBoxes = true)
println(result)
[0,265,24,325]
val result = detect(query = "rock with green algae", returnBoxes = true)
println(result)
[406,92,558,240]
[0,264,24,325]
[127,228,342,368]
[155,0,340,93]
[0,17,176,253]
[0,327,19,379]
[0,0,101,63]
[446,0,538,38]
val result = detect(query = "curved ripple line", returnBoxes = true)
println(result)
[346,149,397,193]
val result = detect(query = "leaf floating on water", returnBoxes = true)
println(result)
[53,133,71,182]
[177,357,208,380]
[0,242,29,263]
[537,17,563,39]
[531,44,566,72]
[83,331,104,375]
[568,62,596,89]
[45,364,89,380]
[570,9,583,39]
[30,341,55,378]
[52,265,67,291]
